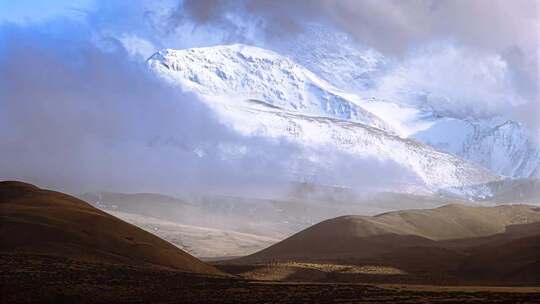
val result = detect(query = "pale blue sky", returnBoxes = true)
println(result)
[0,0,94,24]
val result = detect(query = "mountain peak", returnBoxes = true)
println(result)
[148,44,396,134]
[147,44,501,191]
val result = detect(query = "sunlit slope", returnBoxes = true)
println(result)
[238,204,540,262]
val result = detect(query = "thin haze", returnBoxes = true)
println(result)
[0,20,417,196]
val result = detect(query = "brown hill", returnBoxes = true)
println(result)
[237,204,540,262]
[226,204,540,284]
[80,189,462,258]
[456,224,540,283]
[0,181,222,275]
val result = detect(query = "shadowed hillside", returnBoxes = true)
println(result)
[0,181,222,275]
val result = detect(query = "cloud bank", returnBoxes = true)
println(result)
[0,22,417,196]
[168,0,539,134]
[174,0,537,56]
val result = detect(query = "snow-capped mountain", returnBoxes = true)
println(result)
[148,45,394,134]
[270,26,540,179]
[148,44,499,191]
[414,118,540,178]
[271,24,388,94]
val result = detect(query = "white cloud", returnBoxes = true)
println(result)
[373,44,524,119]
[118,34,157,60]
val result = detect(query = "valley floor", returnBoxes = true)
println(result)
[2,253,539,304]
[108,210,279,258]
[214,261,540,287]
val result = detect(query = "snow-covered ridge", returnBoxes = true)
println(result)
[414,118,540,178]
[268,26,540,179]
[147,44,501,191]
[274,24,388,94]
[147,44,395,134]
[210,97,499,190]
